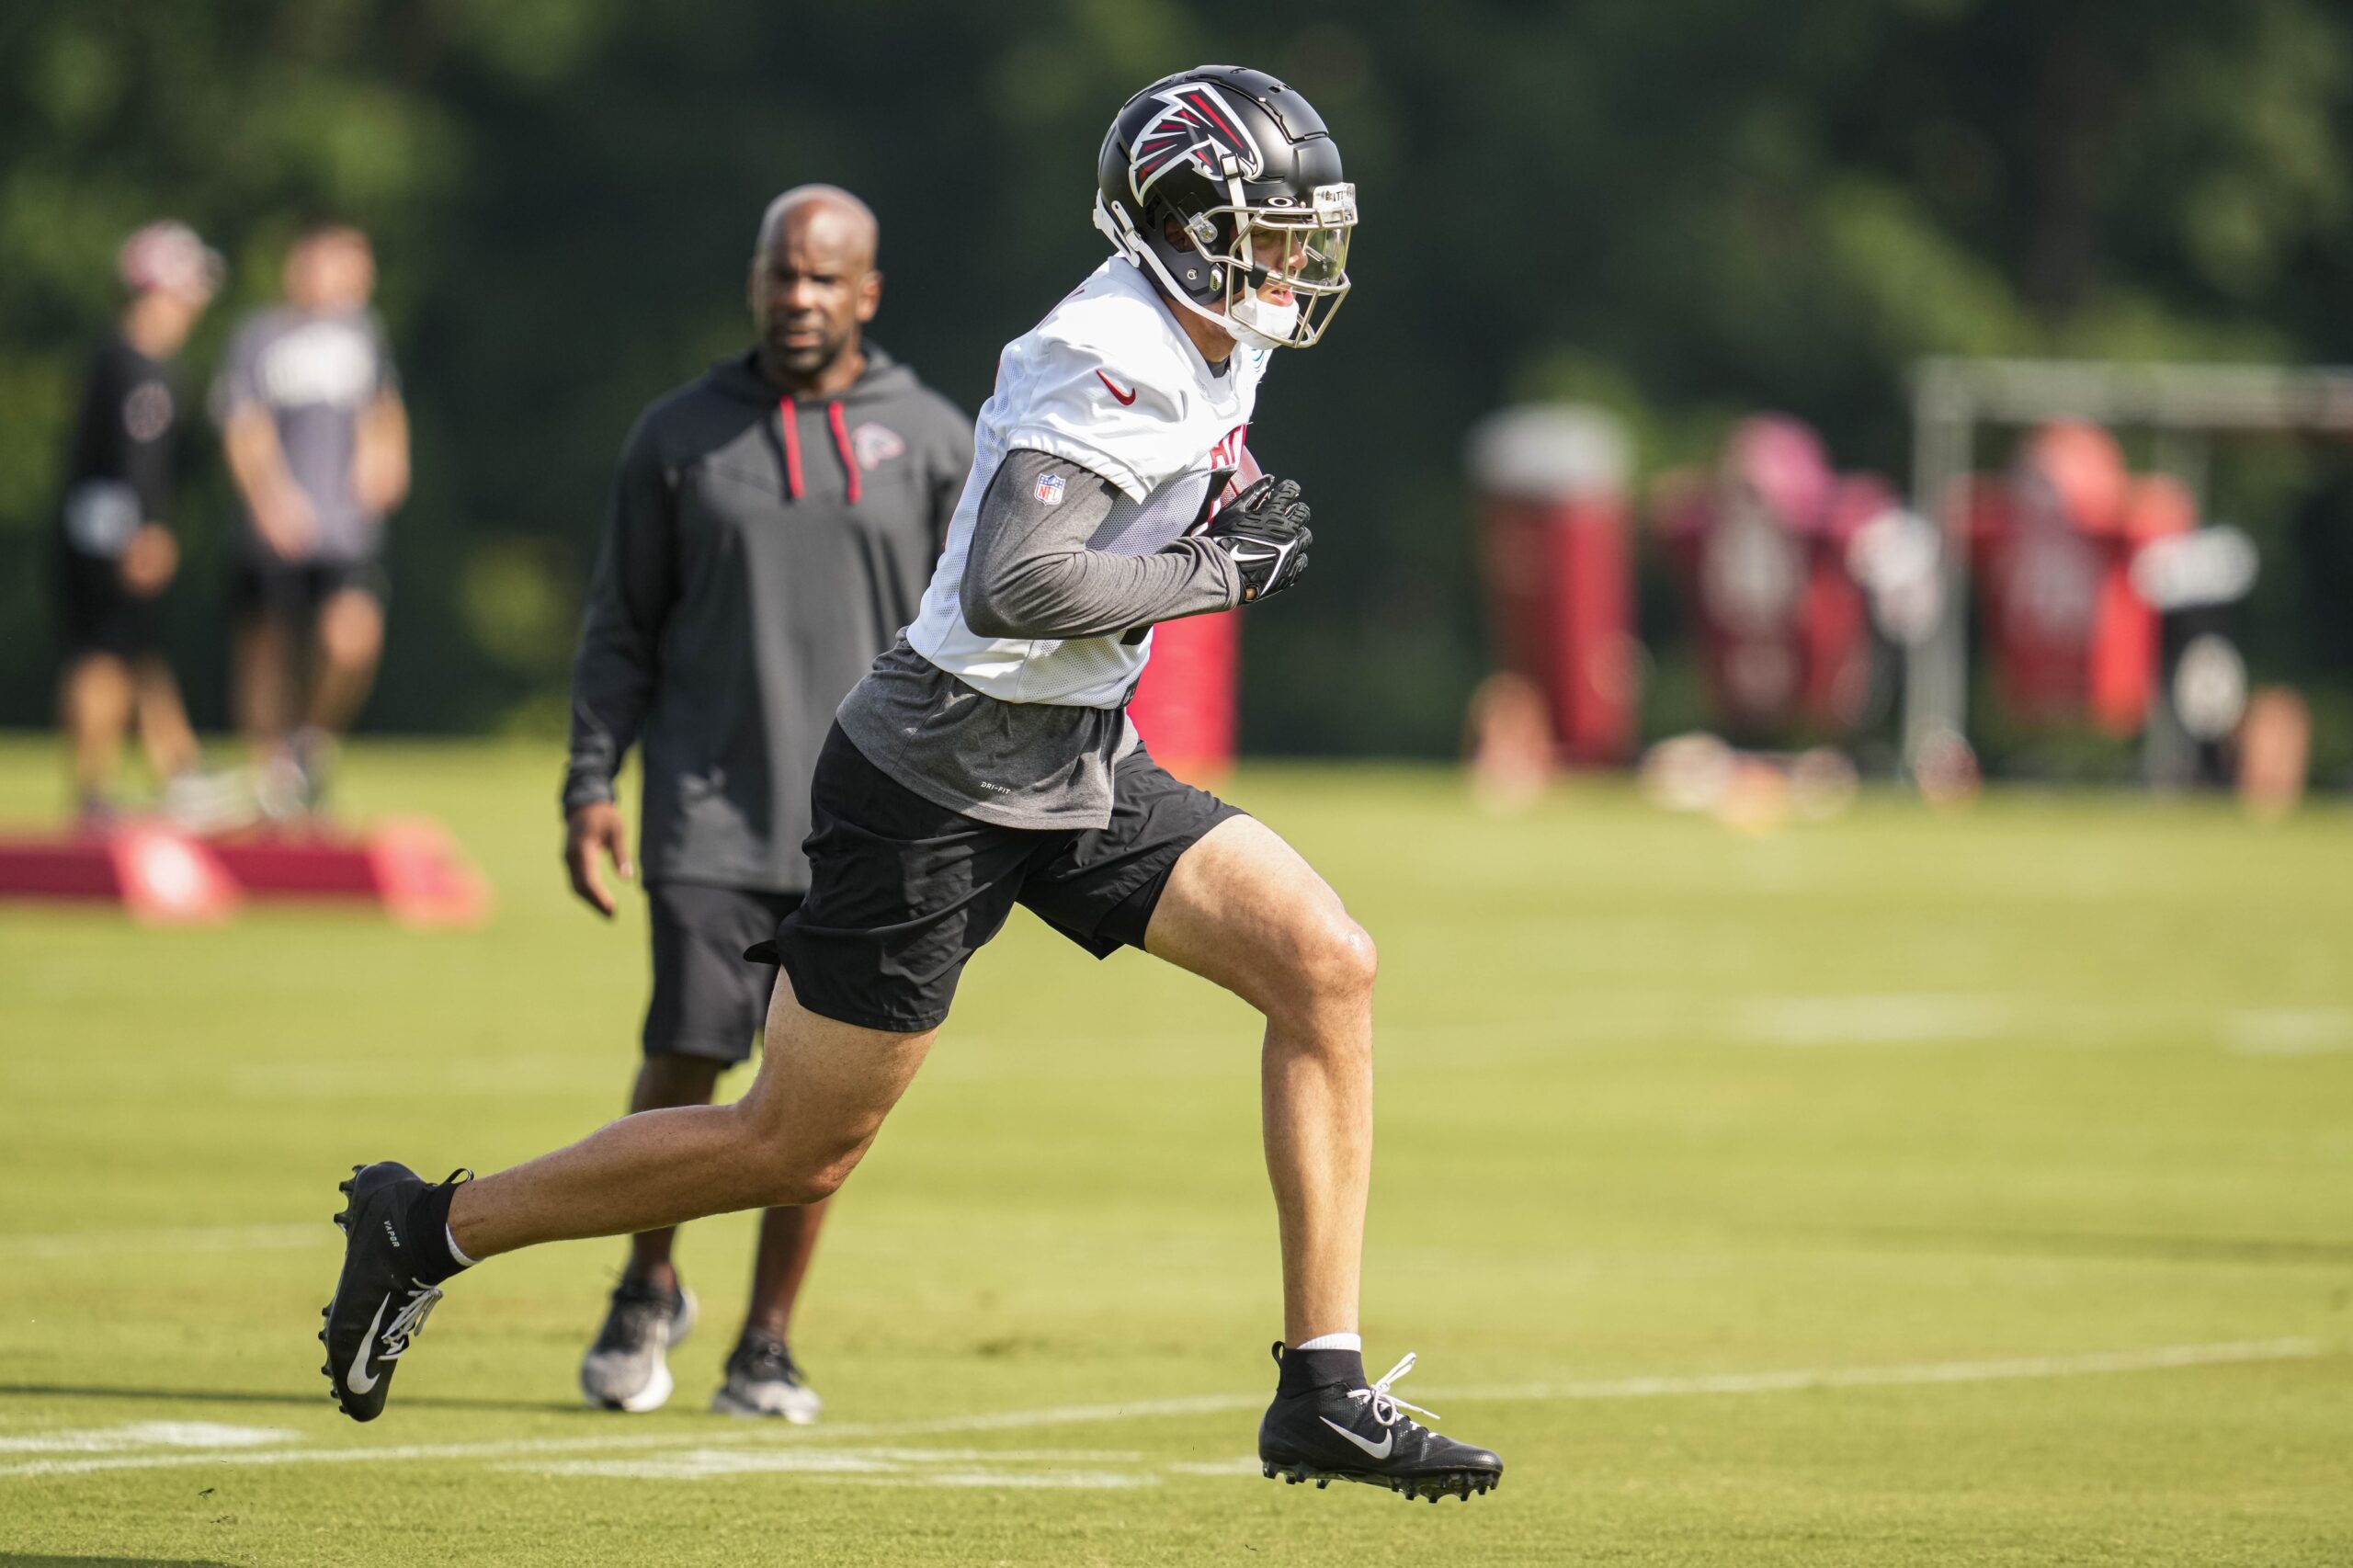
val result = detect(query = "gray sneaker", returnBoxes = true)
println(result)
[578,1277,696,1412]
[710,1332,822,1423]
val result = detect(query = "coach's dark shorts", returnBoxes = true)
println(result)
[643,882,804,1065]
[752,723,1243,1033]
[233,559,388,628]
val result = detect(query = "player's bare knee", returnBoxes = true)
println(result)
[318,597,383,668]
[752,1145,858,1208]
[1308,915,1377,1001]
[752,1165,821,1209]
[796,1151,861,1204]
[1341,920,1379,992]
[729,1131,809,1207]
[322,628,381,673]
[720,1096,858,1205]
[1267,915,1377,1028]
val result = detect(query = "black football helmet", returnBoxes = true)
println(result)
[1094,65,1357,350]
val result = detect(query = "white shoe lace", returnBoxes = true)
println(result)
[380,1282,443,1361]
[1347,1352,1441,1428]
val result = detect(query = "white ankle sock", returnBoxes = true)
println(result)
[445,1222,477,1269]
[1295,1332,1362,1353]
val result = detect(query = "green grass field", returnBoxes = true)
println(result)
[2,737,2348,1566]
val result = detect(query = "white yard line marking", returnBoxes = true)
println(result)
[2222,1008,2353,1056]
[847,1471,1152,1489]
[1165,1456,1266,1477]
[508,1446,1155,1485]
[0,1337,2325,1483]
[1389,995,2353,1055]
[18,1224,325,1260]
[0,1423,295,1454]
[1431,1337,2331,1401]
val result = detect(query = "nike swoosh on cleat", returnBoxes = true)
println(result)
[346,1296,389,1394]
[1095,369,1138,405]
[1318,1416,1392,1460]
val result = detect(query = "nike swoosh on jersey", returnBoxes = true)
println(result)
[346,1296,389,1393]
[1319,1416,1393,1460]
[1095,369,1139,405]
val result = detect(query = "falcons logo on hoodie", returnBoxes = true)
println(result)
[1129,84,1265,199]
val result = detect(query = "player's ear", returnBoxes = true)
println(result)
[857,268,882,324]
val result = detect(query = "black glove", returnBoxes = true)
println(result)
[1201,475,1313,604]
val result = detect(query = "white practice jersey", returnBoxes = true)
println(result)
[906,256,1268,707]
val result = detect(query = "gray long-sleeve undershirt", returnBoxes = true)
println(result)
[961,449,1239,641]
[833,449,1242,830]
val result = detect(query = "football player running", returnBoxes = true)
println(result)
[318,64,1502,1504]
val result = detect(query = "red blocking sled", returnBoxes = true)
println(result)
[0,816,489,928]
[0,825,240,925]
[202,817,492,927]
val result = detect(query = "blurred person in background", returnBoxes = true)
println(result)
[558,185,971,1420]
[53,221,222,826]
[213,224,408,816]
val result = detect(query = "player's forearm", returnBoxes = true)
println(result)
[967,540,1237,640]
[961,448,1239,640]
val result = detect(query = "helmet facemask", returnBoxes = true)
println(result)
[1097,166,1357,351]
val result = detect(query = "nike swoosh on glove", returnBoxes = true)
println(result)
[1199,475,1313,604]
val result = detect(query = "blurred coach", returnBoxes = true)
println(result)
[560,185,971,1420]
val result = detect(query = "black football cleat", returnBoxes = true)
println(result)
[319,1162,466,1422]
[1258,1347,1503,1503]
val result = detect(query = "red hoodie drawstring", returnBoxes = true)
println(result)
[779,395,861,506]
[826,400,862,505]
[778,394,805,501]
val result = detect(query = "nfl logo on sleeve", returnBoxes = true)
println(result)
[1035,472,1066,506]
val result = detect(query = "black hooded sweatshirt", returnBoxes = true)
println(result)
[563,346,972,892]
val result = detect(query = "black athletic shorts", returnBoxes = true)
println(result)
[58,551,161,659]
[643,881,804,1065]
[752,722,1243,1033]
[233,559,388,628]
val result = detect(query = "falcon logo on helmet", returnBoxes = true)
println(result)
[1130,84,1265,199]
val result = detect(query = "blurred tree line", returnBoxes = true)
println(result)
[4,0,2351,760]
